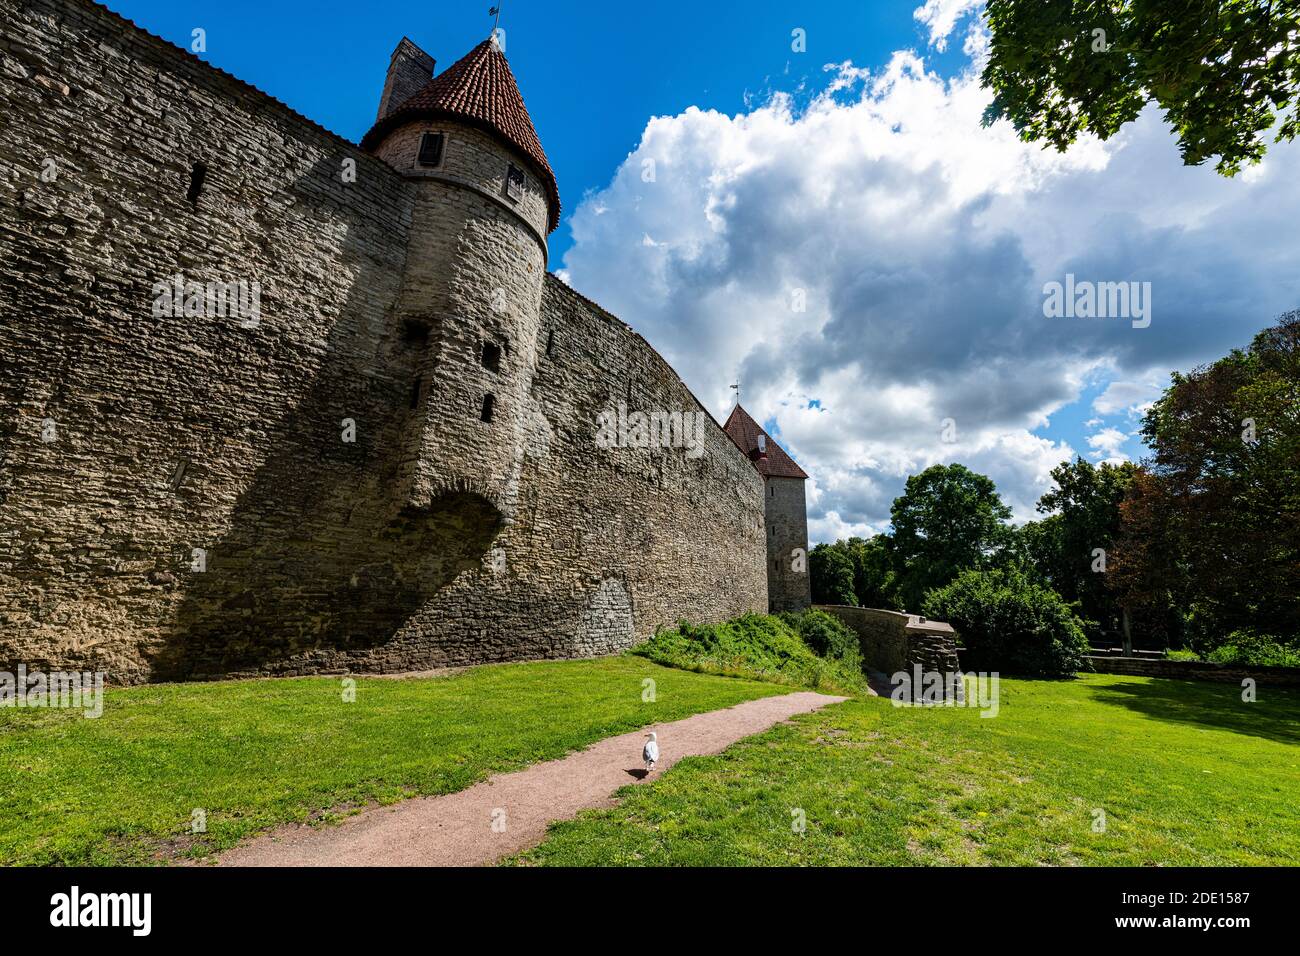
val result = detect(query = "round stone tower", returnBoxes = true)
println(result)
[361,36,560,523]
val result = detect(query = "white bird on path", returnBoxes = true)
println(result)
[643,732,659,773]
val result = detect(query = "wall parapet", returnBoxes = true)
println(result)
[815,605,960,679]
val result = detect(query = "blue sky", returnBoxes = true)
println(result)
[103,0,954,263]
[105,0,1300,541]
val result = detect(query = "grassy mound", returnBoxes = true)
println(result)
[632,613,867,695]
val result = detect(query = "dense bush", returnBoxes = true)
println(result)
[1165,648,1202,662]
[778,609,863,672]
[632,614,867,695]
[1205,631,1300,668]
[922,569,1091,678]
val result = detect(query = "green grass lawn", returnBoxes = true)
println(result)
[510,674,1300,866]
[0,657,785,866]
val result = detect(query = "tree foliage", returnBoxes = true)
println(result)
[808,536,903,610]
[848,534,903,610]
[1112,311,1300,646]
[809,542,857,605]
[1032,457,1139,636]
[1013,513,1069,585]
[806,315,1296,661]
[981,0,1300,175]
[889,463,1014,610]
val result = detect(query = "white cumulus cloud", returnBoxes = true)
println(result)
[1086,427,1133,464]
[913,0,985,51]
[556,4,1300,544]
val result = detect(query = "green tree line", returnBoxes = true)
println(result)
[811,312,1299,664]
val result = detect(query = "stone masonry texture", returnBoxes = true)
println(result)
[1085,656,1300,687]
[0,0,769,682]
[816,606,961,678]
[765,474,811,612]
[375,38,435,123]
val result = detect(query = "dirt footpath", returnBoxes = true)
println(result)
[216,690,847,867]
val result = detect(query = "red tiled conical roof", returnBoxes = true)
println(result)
[724,405,809,479]
[361,38,560,233]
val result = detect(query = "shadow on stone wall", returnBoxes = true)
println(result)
[156,492,500,680]
[150,156,500,680]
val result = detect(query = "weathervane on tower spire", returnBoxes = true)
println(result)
[488,3,504,45]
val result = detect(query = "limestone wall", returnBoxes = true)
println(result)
[374,121,551,254]
[0,0,768,682]
[817,606,909,673]
[765,474,810,612]
[815,605,960,678]
[905,619,962,678]
[0,0,419,681]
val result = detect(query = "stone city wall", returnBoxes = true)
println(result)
[0,0,768,682]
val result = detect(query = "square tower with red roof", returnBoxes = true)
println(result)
[724,405,812,612]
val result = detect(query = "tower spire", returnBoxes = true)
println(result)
[489,3,504,43]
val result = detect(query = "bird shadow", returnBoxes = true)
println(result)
[626,768,649,780]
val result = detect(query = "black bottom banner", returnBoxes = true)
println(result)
[0,865,1287,941]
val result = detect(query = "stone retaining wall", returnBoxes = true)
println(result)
[1086,656,1300,687]
[815,605,961,678]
